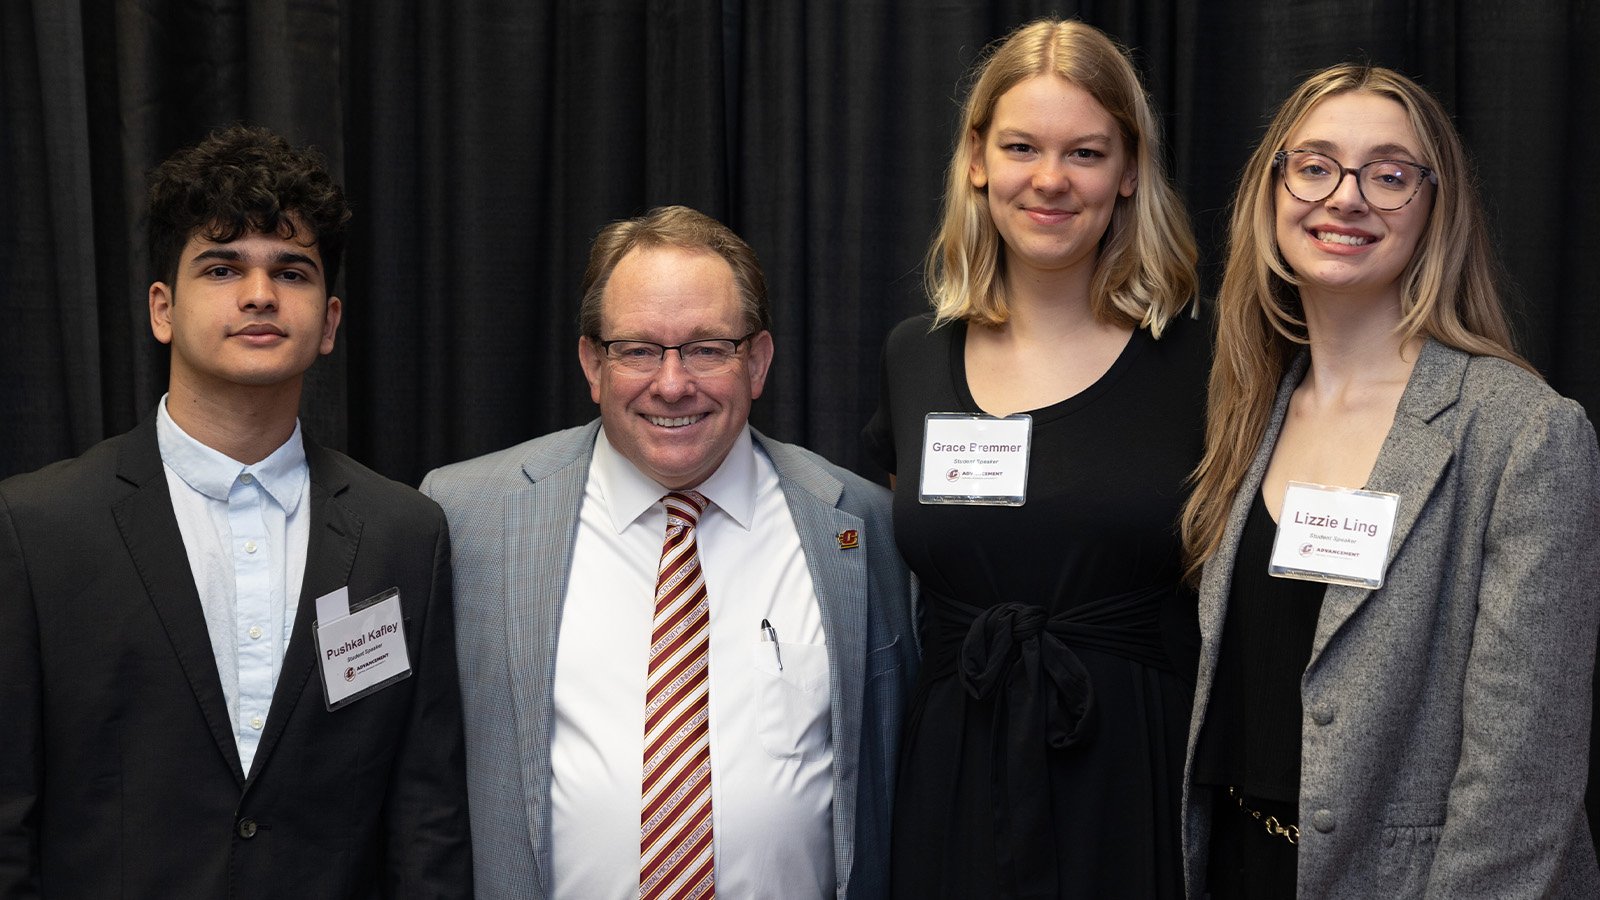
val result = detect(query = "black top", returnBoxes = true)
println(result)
[863,312,1207,899]
[1193,489,1325,802]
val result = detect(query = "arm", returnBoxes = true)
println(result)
[1427,397,1600,897]
[384,517,474,898]
[0,492,43,898]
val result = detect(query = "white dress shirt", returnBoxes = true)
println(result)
[552,426,835,899]
[156,397,309,775]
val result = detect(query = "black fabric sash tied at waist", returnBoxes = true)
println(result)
[927,585,1175,899]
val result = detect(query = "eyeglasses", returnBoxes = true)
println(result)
[594,332,759,375]
[1274,150,1437,211]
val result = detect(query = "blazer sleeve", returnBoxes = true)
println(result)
[0,492,42,898]
[1427,396,1600,897]
[383,518,474,897]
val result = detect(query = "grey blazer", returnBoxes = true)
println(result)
[421,422,918,900]
[1183,340,1600,899]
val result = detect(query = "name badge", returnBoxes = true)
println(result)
[313,585,412,710]
[1268,481,1400,589]
[918,413,1031,506]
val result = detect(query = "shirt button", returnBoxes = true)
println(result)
[249,715,264,730]
[240,473,254,484]
[237,817,258,839]
[1311,703,1335,726]
[1312,809,1336,833]
[244,540,258,554]
[248,625,264,640]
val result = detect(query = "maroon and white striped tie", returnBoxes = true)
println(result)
[640,490,715,899]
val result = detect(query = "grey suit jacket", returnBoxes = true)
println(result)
[421,422,917,900]
[1183,340,1600,899]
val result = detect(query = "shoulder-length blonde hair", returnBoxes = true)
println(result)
[1179,63,1534,580]
[926,18,1197,335]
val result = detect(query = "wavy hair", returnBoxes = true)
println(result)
[1180,64,1533,580]
[925,18,1197,334]
[147,124,350,287]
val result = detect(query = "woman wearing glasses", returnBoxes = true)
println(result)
[1181,64,1600,898]
[863,19,1205,898]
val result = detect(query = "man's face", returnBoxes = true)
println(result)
[578,245,773,491]
[149,224,341,396]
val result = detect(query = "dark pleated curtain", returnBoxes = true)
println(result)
[4,0,1599,849]
[8,0,1598,480]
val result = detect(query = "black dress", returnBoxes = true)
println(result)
[863,313,1208,899]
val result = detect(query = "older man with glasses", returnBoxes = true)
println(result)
[422,205,918,900]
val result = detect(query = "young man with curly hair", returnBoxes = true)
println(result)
[0,125,472,898]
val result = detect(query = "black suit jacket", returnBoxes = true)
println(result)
[0,416,472,899]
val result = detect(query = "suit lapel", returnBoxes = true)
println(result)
[756,431,867,895]
[1311,340,1462,658]
[249,443,362,783]
[506,427,595,893]
[509,427,870,891]
[111,419,246,784]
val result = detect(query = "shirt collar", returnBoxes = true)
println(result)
[156,394,309,514]
[591,425,758,533]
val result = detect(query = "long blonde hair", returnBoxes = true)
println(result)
[926,19,1197,334]
[1179,64,1534,580]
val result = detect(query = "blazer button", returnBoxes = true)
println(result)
[1310,703,1335,726]
[1312,809,1336,833]
[237,817,258,839]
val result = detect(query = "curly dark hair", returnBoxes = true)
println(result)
[146,124,351,288]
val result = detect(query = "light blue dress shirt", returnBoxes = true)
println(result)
[155,397,310,775]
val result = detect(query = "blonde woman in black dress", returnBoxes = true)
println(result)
[865,18,1204,899]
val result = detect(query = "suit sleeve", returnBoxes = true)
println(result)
[384,516,474,898]
[0,491,43,898]
[1427,397,1600,897]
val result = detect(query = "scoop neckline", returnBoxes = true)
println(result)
[946,318,1149,424]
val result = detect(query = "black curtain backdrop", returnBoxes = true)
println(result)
[5,0,1600,845]
[8,0,1599,485]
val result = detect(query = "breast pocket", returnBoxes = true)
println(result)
[751,640,831,760]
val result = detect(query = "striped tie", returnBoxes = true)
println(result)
[640,490,715,899]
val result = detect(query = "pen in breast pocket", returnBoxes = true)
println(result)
[760,618,783,671]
